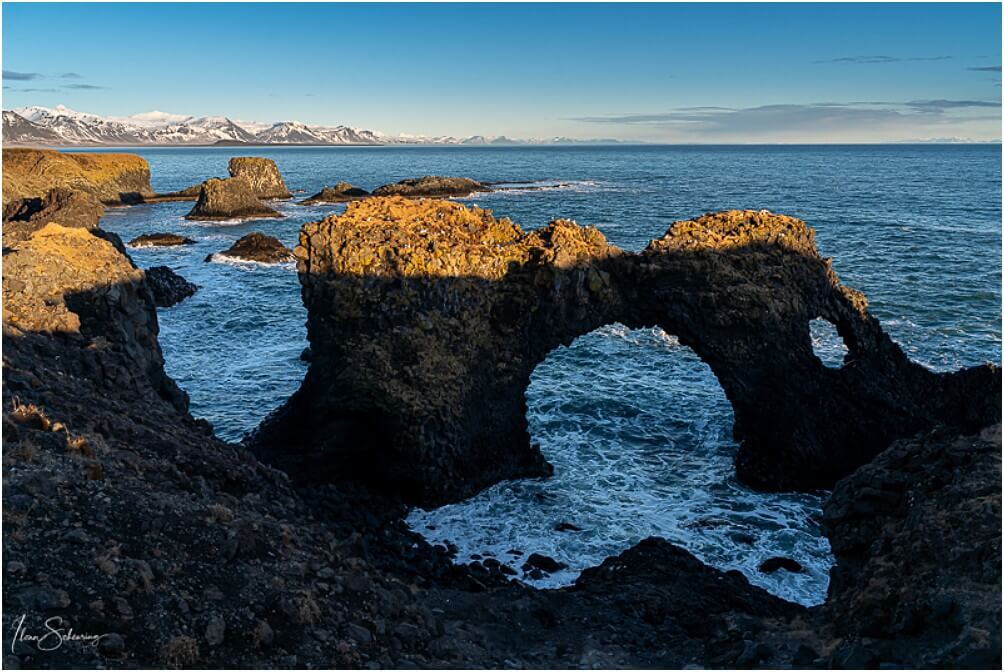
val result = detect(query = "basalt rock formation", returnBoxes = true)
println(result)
[228,157,292,200]
[2,148,155,205]
[300,182,370,204]
[207,232,294,264]
[128,232,196,247]
[371,176,485,198]
[145,265,198,307]
[2,187,105,248]
[2,188,999,668]
[2,222,185,410]
[185,177,283,221]
[819,423,1002,668]
[251,199,1002,506]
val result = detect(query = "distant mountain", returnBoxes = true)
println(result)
[3,105,630,147]
[2,110,63,144]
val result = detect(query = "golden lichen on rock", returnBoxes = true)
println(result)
[2,148,154,205]
[297,196,618,280]
[2,223,145,334]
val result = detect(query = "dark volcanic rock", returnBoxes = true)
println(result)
[820,424,1002,668]
[250,199,1002,507]
[758,557,804,574]
[185,177,282,221]
[145,266,198,307]
[300,182,370,205]
[372,176,485,198]
[128,233,196,247]
[228,157,292,200]
[2,222,186,409]
[143,183,205,202]
[2,187,104,247]
[208,232,294,264]
[522,553,567,574]
[2,185,999,668]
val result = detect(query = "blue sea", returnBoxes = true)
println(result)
[94,144,1002,606]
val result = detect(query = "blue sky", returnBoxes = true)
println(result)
[2,2,1001,141]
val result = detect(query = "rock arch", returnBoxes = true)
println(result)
[249,198,1001,507]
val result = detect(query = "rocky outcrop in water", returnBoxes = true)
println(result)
[207,232,294,263]
[145,266,198,307]
[2,187,105,248]
[185,177,282,221]
[251,199,1002,506]
[300,182,370,204]
[228,157,292,200]
[2,148,155,205]
[128,233,196,247]
[372,176,485,198]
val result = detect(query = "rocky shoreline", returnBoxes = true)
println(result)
[2,150,1001,668]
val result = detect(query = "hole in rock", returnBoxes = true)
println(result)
[810,318,849,369]
[408,324,835,606]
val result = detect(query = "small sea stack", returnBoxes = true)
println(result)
[371,176,486,198]
[185,177,282,221]
[145,266,198,307]
[128,233,196,247]
[207,232,294,263]
[300,182,370,205]
[228,157,292,200]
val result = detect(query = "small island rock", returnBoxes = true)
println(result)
[207,232,294,264]
[128,233,196,247]
[372,176,485,198]
[228,157,292,200]
[300,182,370,205]
[185,177,282,221]
[522,553,567,574]
[145,266,198,307]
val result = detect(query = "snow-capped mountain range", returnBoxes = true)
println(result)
[3,105,624,147]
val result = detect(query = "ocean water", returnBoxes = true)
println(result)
[93,145,1002,606]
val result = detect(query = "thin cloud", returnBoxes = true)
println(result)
[61,83,107,90]
[967,65,1002,72]
[569,100,1001,139]
[59,72,84,79]
[8,87,59,93]
[3,70,42,80]
[903,99,1001,112]
[813,55,952,64]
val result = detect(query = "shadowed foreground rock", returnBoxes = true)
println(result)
[207,232,294,263]
[820,424,1002,667]
[2,222,185,408]
[228,156,292,200]
[300,181,370,204]
[372,175,485,198]
[2,148,155,205]
[2,190,999,668]
[185,177,283,221]
[145,266,198,307]
[250,199,1001,506]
